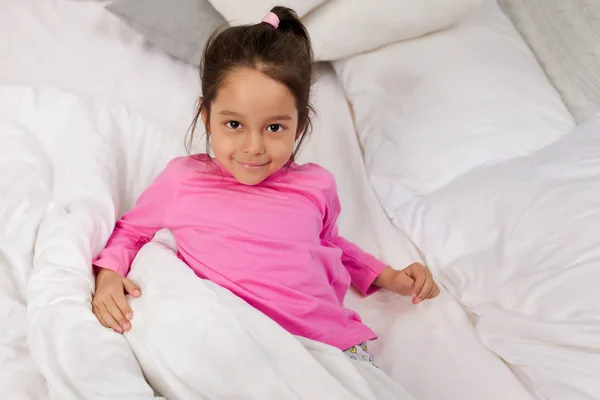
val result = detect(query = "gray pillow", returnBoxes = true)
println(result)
[107,0,227,66]
[500,0,600,124]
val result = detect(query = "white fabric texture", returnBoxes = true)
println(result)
[333,0,575,211]
[0,66,417,400]
[394,113,600,400]
[126,231,412,400]
[0,68,419,400]
[500,0,600,124]
[0,76,531,400]
[0,1,534,399]
[304,0,481,61]
[206,0,327,25]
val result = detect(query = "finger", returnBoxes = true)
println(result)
[103,297,129,332]
[405,263,424,277]
[425,270,441,299]
[113,290,134,321]
[410,266,426,299]
[415,278,433,304]
[393,273,415,296]
[98,302,124,334]
[421,268,437,299]
[107,295,132,332]
[92,304,110,328]
[122,278,141,298]
[423,280,437,301]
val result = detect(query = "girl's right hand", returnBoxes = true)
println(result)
[92,267,141,334]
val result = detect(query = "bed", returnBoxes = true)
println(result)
[0,0,598,399]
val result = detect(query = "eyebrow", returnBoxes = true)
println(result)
[218,110,292,121]
[218,110,243,117]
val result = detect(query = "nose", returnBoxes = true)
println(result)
[243,130,265,155]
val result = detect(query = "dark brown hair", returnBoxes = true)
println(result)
[186,6,314,161]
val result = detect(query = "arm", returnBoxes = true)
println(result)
[320,172,440,302]
[321,175,388,296]
[328,235,388,296]
[93,160,179,276]
[319,170,440,302]
[325,214,440,302]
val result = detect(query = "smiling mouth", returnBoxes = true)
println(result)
[236,160,270,169]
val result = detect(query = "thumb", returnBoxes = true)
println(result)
[122,277,141,297]
[392,273,415,296]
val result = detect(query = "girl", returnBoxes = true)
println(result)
[92,6,439,365]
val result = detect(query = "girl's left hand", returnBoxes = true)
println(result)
[376,263,440,304]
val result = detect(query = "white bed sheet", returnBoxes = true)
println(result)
[333,0,598,398]
[395,114,600,399]
[0,1,531,399]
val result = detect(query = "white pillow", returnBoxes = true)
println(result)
[207,0,327,25]
[394,113,600,399]
[332,0,575,211]
[305,0,481,61]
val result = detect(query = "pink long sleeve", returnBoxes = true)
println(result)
[321,176,387,296]
[92,155,385,350]
[93,161,178,276]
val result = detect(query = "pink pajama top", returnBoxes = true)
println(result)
[93,155,387,350]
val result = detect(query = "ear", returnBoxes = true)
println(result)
[199,97,209,133]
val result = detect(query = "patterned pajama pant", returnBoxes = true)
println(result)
[343,342,374,365]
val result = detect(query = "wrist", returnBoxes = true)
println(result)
[96,267,120,282]
[373,266,396,290]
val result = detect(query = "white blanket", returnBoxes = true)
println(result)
[333,1,598,396]
[2,75,530,400]
[395,114,600,399]
[127,231,410,400]
[1,82,413,400]
[0,1,533,399]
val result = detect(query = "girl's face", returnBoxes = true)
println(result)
[203,67,300,186]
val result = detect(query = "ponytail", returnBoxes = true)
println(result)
[268,7,311,45]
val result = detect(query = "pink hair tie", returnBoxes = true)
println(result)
[262,12,279,29]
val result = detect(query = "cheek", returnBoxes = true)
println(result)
[210,131,234,154]
[269,134,296,159]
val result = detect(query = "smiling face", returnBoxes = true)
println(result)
[202,67,300,186]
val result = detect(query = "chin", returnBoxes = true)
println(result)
[233,172,268,186]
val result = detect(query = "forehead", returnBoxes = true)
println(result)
[213,68,297,115]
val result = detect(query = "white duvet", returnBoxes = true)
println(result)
[0,1,536,400]
[126,231,412,400]
[0,80,416,400]
[332,0,600,397]
[0,78,529,400]
[395,114,600,399]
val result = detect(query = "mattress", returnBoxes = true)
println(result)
[1,1,533,399]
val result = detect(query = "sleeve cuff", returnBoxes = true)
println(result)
[92,255,128,277]
[354,259,388,296]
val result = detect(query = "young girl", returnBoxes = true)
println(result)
[92,6,439,365]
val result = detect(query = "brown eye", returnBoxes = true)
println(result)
[267,124,283,133]
[226,121,241,129]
